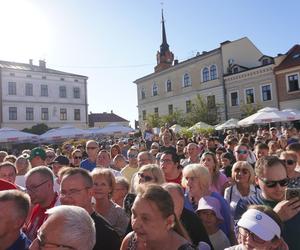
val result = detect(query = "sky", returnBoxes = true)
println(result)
[0,0,299,127]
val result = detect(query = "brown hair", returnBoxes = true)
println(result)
[255,156,285,178]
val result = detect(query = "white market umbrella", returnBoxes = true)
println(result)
[238,107,289,126]
[170,124,182,133]
[40,125,89,142]
[215,118,239,130]
[0,127,39,143]
[86,127,105,137]
[188,121,213,131]
[281,109,300,121]
[100,124,134,136]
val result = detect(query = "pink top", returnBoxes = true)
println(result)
[210,172,228,194]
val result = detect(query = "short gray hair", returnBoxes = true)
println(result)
[25,166,54,184]
[46,205,96,250]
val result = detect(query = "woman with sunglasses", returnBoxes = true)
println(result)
[280,150,300,187]
[224,161,261,216]
[225,205,288,250]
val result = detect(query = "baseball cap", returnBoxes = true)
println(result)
[237,208,281,241]
[50,155,70,166]
[29,147,46,161]
[196,196,224,221]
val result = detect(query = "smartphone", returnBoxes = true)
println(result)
[285,188,300,200]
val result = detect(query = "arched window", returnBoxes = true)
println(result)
[141,87,146,99]
[183,73,191,87]
[202,67,209,82]
[210,65,217,80]
[152,83,158,96]
[166,80,172,92]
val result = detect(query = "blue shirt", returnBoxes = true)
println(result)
[7,232,31,250]
[80,159,96,172]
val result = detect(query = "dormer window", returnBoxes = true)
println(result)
[262,58,269,65]
[233,66,239,74]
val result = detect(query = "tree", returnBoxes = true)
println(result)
[240,103,263,118]
[160,109,186,126]
[145,113,163,128]
[22,123,51,135]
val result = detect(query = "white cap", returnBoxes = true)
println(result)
[238,208,281,241]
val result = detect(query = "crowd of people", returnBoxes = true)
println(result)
[0,124,300,249]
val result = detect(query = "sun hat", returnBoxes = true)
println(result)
[237,208,281,241]
[196,196,224,221]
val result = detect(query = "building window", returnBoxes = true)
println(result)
[9,107,17,120]
[168,104,173,115]
[230,92,239,106]
[59,86,67,98]
[202,68,209,82]
[142,110,146,120]
[10,73,15,77]
[41,108,49,120]
[183,73,191,87]
[42,76,47,80]
[262,58,269,65]
[245,88,255,104]
[152,83,158,96]
[287,74,299,92]
[26,74,32,78]
[166,80,172,92]
[207,95,216,108]
[233,66,239,74]
[261,85,272,101]
[210,65,217,80]
[154,107,159,117]
[8,82,16,95]
[141,88,146,99]
[73,87,80,99]
[186,100,192,113]
[25,83,33,96]
[26,107,34,120]
[41,85,48,97]
[60,108,67,120]
[74,109,81,120]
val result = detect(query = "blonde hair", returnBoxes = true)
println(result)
[182,164,211,191]
[232,161,255,184]
[138,164,166,184]
[91,168,116,196]
[280,150,298,162]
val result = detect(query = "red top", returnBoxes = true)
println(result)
[166,172,183,185]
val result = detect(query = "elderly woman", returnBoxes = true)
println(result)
[121,184,195,250]
[225,205,288,250]
[182,164,236,245]
[15,154,31,187]
[280,150,300,187]
[200,151,230,195]
[91,168,129,237]
[224,161,260,216]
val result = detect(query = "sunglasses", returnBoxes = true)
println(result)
[284,159,296,165]
[236,150,248,154]
[138,173,153,182]
[74,156,82,160]
[128,154,137,158]
[259,177,288,188]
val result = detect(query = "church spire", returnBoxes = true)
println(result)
[154,9,174,73]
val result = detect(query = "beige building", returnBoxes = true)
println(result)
[134,11,269,128]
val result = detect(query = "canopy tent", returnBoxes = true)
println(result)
[170,124,182,133]
[40,125,90,142]
[99,124,135,136]
[0,127,39,143]
[238,107,294,126]
[188,121,213,131]
[281,109,300,121]
[86,127,105,137]
[215,118,239,130]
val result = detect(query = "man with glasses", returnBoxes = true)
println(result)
[80,140,99,172]
[0,190,31,250]
[29,205,96,250]
[121,147,139,183]
[181,143,201,167]
[24,167,60,241]
[59,168,121,250]
[235,156,300,249]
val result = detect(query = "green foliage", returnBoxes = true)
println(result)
[179,127,193,138]
[240,103,263,118]
[22,123,51,135]
[145,113,163,128]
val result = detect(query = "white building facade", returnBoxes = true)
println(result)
[0,60,88,129]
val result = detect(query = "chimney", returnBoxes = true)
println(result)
[29,59,33,66]
[39,60,46,69]
[174,59,179,65]
[111,110,113,114]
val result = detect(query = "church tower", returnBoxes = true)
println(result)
[154,9,174,73]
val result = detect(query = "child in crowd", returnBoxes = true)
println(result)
[196,196,231,250]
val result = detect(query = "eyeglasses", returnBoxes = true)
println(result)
[236,150,248,154]
[60,187,90,198]
[128,154,137,158]
[259,177,288,188]
[177,144,184,147]
[86,147,97,150]
[26,179,49,193]
[160,159,173,163]
[284,159,296,165]
[234,168,249,175]
[74,156,82,160]
[138,173,153,182]
[37,232,75,249]
[238,227,266,244]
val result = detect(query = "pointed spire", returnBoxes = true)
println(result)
[160,9,169,55]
